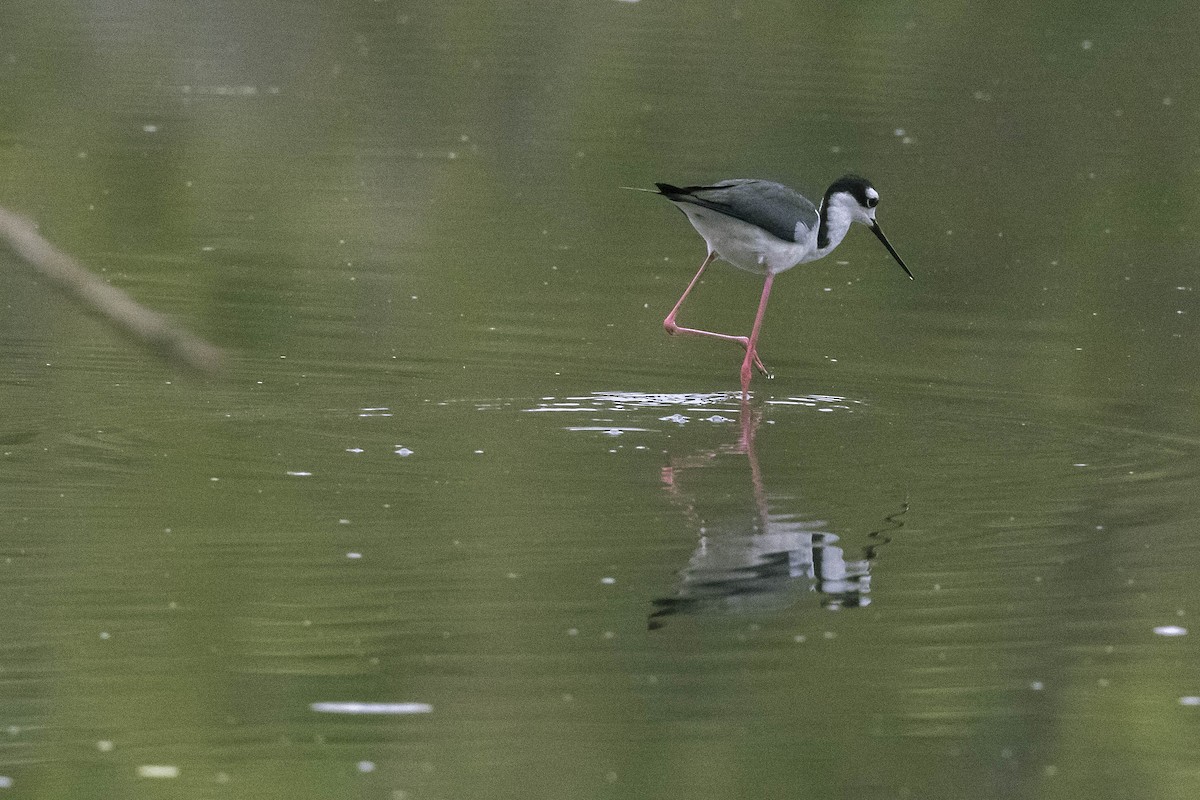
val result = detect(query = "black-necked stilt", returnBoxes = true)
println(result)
[637,175,913,396]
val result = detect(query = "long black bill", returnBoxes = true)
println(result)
[870,221,914,280]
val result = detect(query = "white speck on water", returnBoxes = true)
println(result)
[1073,463,1088,467]
[1030,681,1045,691]
[894,128,906,137]
[703,415,734,423]
[357,761,376,773]
[97,740,115,752]
[474,449,485,454]
[659,413,689,425]
[1081,39,1093,50]
[395,447,414,456]
[99,632,110,640]
[794,635,807,643]
[1180,696,1200,706]
[338,519,351,525]
[136,765,180,779]
[600,576,616,585]
[0,777,12,788]
[1163,97,1174,106]
[311,702,433,715]
[286,471,312,477]
[1154,625,1188,637]
[346,552,362,559]
[142,124,159,133]
[346,447,364,454]
[567,628,579,636]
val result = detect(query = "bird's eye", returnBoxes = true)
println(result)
[866,197,879,208]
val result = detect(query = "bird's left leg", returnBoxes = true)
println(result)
[740,272,775,397]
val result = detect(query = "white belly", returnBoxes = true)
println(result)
[679,205,816,274]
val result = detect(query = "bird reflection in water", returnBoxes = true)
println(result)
[650,398,906,630]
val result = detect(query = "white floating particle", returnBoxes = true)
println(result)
[357,761,376,773]
[311,702,433,714]
[395,447,413,456]
[142,124,159,133]
[136,765,180,779]
[1154,625,1188,637]
[1180,696,1200,706]
[96,740,115,752]
[1030,681,1045,691]
[1081,40,1093,50]
[0,777,11,788]
[600,577,616,585]
[286,471,312,477]
[346,552,362,559]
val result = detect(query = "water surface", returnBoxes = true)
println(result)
[2,2,1200,798]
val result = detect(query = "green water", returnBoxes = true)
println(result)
[2,2,1200,798]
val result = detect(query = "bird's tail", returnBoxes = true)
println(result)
[619,185,664,194]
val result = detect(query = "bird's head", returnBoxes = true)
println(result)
[825,174,913,280]
[825,175,881,225]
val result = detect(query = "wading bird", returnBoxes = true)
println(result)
[641,176,913,396]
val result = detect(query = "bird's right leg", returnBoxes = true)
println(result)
[663,252,769,376]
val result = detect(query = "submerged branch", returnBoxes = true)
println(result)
[0,206,221,374]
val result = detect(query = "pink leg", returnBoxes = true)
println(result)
[740,272,775,398]
[664,252,769,376]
